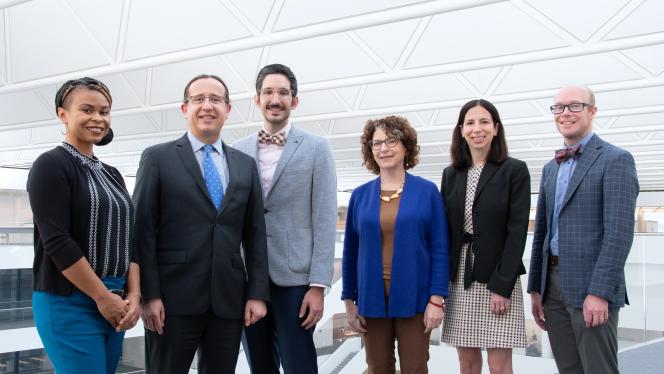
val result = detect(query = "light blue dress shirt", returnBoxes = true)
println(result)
[549,131,594,256]
[187,131,229,197]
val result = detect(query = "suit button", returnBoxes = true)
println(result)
[472,211,478,216]
[215,224,221,228]
[474,233,480,238]
[264,209,270,214]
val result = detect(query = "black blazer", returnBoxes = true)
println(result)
[134,134,269,319]
[441,157,530,298]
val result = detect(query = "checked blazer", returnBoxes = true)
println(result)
[527,134,639,308]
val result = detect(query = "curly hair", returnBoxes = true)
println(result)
[360,115,419,175]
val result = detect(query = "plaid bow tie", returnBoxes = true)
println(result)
[258,129,286,145]
[555,143,582,164]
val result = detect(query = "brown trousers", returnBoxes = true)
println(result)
[363,314,431,374]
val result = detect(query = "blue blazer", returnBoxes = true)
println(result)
[342,173,450,318]
[527,134,639,308]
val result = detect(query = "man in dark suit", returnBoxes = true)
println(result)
[528,86,639,374]
[134,74,269,374]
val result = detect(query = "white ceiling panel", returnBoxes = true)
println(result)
[274,0,425,30]
[406,2,568,68]
[165,108,186,132]
[494,53,642,94]
[0,91,52,126]
[123,69,149,104]
[66,0,123,59]
[293,90,346,117]
[268,34,383,83]
[229,99,253,124]
[228,0,274,32]
[123,0,252,61]
[461,67,502,95]
[97,74,144,110]
[335,86,363,109]
[432,108,461,126]
[0,128,31,147]
[611,113,664,128]
[111,114,160,137]
[9,0,110,82]
[224,49,263,92]
[605,0,664,40]
[595,86,664,110]
[621,45,664,76]
[521,0,629,42]
[354,19,420,68]
[360,74,473,109]
[149,56,248,105]
[0,10,5,85]
[1,0,663,191]
[31,124,61,144]
[493,101,542,120]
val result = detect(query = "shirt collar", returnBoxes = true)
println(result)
[187,131,224,155]
[565,131,594,151]
[261,122,292,138]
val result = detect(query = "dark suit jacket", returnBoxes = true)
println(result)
[527,134,638,308]
[133,134,269,319]
[441,157,531,298]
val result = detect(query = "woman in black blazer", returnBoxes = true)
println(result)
[440,99,530,374]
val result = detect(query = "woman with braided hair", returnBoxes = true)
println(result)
[28,77,141,373]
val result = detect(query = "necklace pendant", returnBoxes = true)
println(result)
[381,196,391,202]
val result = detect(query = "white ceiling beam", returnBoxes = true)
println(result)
[0,0,504,94]
[0,0,30,8]
[6,73,664,133]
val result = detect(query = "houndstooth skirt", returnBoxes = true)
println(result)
[440,164,526,348]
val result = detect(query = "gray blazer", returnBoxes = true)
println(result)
[527,134,639,308]
[233,126,337,287]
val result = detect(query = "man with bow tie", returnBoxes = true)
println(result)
[527,86,638,374]
[233,64,337,374]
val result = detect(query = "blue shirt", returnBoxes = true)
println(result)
[187,131,229,196]
[549,132,594,256]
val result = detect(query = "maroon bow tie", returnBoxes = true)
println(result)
[555,144,582,164]
[258,129,286,145]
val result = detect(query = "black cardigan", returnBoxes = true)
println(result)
[27,144,137,295]
[440,157,531,298]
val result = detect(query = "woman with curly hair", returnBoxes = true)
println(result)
[342,115,449,373]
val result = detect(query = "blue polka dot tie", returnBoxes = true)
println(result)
[203,145,223,209]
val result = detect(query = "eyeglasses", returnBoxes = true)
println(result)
[186,95,227,105]
[369,138,400,150]
[258,88,293,98]
[550,103,591,114]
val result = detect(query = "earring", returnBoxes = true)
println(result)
[60,127,69,135]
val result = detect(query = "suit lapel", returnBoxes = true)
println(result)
[266,127,304,198]
[175,134,213,205]
[455,168,468,214]
[473,161,499,203]
[561,134,603,209]
[246,133,263,183]
[218,142,238,215]
[545,162,559,223]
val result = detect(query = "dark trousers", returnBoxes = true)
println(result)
[145,310,243,374]
[243,283,318,374]
[543,265,619,374]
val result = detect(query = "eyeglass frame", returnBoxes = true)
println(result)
[258,88,294,98]
[549,102,592,114]
[185,95,228,105]
[368,138,400,150]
